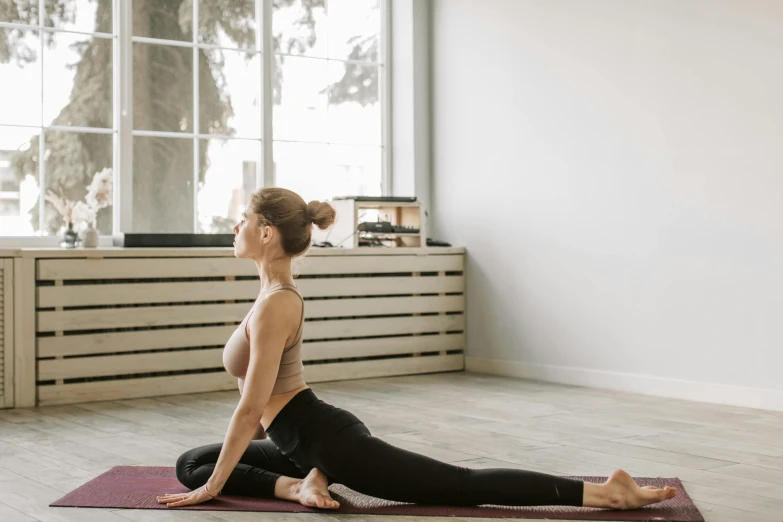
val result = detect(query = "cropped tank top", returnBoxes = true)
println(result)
[222,283,306,395]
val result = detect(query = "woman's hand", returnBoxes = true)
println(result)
[156,484,219,508]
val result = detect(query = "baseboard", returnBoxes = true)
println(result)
[465,356,783,413]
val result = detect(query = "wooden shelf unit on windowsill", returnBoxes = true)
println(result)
[324,199,427,248]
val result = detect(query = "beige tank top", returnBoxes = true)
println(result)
[222,283,306,395]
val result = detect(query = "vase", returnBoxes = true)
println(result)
[60,222,80,249]
[82,222,99,248]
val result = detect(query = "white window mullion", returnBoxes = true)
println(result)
[256,0,263,190]
[325,0,330,175]
[132,130,265,141]
[261,0,274,188]
[48,125,114,135]
[132,34,259,54]
[112,0,121,236]
[0,21,113,39]
[118,0,134,233]
[272,52,378,68]
[381,0,391,195]
[38,0,45,234]
[193,0,200,233]
[132,130,194,139]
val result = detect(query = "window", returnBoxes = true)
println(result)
[0,1,114,236]
[0,0,386,237]
[272,0,383,204]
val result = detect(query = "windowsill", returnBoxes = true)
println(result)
[0,236,115,248]
[1,245,464,258]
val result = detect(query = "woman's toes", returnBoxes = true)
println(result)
[640,486,674,503]
[314,492,339,509]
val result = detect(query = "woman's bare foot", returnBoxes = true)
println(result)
[293,468,340,510]
[583,469,676,509]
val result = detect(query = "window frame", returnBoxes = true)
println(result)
[0,0,390,244]
[0,0,118,245]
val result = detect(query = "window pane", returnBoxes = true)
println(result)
[327,144,381,197]
[199,0,255,49]
[132,136,193,232]
[45,0,112,34]
[43,130,113,235]
[327,0,379,63]
[133,42,193,132]
[272,0,326,58]
[328,62,380,145]
[44,33,112,128]
[200,48,260,138]
[273,56,327,142]
[132,0,192,42]
[0,0,38,25]
[198,139,259,233]
[0,126,39,236]
[0,28,41,126]
[274,142,381,202]
[273,141,326,203]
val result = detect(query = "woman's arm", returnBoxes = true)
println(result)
[238,377,268,439]
[205,292,300,494]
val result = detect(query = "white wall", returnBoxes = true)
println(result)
[431,0,783,410]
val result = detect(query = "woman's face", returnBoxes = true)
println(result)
[232,208,265,259]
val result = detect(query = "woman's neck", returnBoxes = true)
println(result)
[254,256,294,294]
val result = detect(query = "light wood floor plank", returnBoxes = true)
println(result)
[0,475,130,522]
[615,432,783,470]
[681,481,783,518]
[13,436,143,471]
[0,501,40,522]
[711,463,783,485]
[694,502,783,522]
[1,372,780,522]
[553,434,735,471]
[0,440,103,488]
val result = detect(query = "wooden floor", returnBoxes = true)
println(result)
[1,372,782,522]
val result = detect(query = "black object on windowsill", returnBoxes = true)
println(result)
[426,238,452,247]
[116,233,235,248]
[333,196,417,203]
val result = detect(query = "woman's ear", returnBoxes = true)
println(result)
[261,225,275,244]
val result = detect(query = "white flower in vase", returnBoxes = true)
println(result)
[45,190,76,227]
[86,167,113,212]
[72,201,93,231]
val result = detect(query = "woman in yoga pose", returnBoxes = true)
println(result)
[157,187,676,510]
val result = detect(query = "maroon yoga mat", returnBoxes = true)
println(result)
[50,466,704,521]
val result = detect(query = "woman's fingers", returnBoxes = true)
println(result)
[158,497,182,504]
[156,494,190,504]
[166,498,192,507]
[155,487,214,508]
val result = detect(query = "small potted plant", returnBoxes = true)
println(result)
[82,167,113,248]
[45,168,113,248]
[45,190,81,248]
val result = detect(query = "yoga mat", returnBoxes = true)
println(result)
[50,466,704,521]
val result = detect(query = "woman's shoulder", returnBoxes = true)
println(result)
[248,290,303,334]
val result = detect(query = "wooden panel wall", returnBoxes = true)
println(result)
[0,259,13,408]
[33,254,466,405]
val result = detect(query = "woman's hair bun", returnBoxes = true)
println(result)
[306,200,336,230]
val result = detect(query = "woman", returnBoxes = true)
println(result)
[157,188,676,511]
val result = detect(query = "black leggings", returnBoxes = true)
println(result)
[176,388,584,507]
